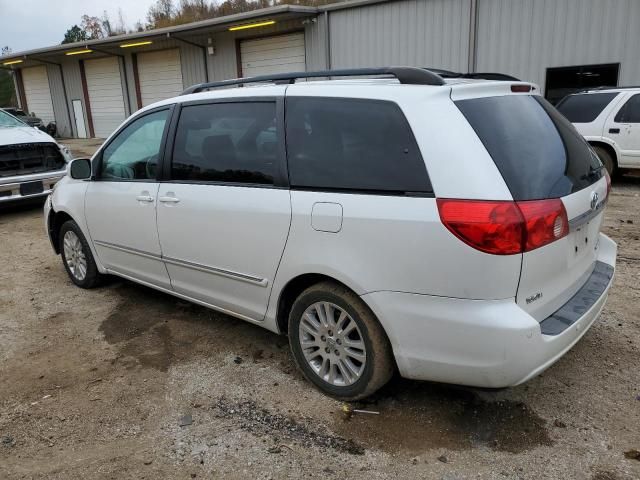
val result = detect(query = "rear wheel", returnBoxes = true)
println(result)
[593,145,616,177]
[288,281,394,400]
[60,220,102,288]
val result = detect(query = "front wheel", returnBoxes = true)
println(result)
[288,281,394,400]
[59,220,102,288]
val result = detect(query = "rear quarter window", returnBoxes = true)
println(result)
[456,95,603,201]
[285,97,432,194]
[556,92,619,123]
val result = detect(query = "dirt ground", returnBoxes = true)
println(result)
[1,143,639,479]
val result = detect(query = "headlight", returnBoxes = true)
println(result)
[59,145,73,162]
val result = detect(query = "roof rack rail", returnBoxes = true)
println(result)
[426,68,520,81]
[575,85,640,93]
[181,66,446,95]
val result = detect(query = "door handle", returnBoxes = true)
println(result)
[609,128,620,134]
[136,195,154,202]
[159,196,180,204]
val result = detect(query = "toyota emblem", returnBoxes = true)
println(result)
[590,191,599,210]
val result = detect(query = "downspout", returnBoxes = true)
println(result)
[169,32,210,83]
[467,0,479,73]
[31,57,73,138]
[324,10,331,70]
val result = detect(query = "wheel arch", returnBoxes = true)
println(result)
[275,273,373,335]
[588,139,618,168]
[48,209,75,254]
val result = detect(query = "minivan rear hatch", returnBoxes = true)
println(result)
[454,90,609,322]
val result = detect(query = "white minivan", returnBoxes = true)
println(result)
[45,67,616,399]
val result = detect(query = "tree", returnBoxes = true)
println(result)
[0,47,17,107]
[81,15,105,39]
[147,0,175,29]
[61,25,89,44]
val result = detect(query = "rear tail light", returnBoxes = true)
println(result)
[437,198,569,255]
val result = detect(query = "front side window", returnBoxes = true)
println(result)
[171,102,277,185]
[285,97,431,193]
[614,94,640,123]
[100,109,169,180]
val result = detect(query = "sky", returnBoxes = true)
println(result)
[0,0,157,54]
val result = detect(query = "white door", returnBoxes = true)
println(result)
[21,66,55,124]
[85,57,126,138]
[72,99,87,138]
[156,99,291,321]
[240,33,306,77]
[605,93,640,167]
[138,49,184,107]
[85,108,172,288]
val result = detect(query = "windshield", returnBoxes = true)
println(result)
[455,95,603,200]
[0,109,25,127]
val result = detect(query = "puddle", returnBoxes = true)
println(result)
[334,378,553,454]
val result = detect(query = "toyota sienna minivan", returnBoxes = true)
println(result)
[45,67,616,399]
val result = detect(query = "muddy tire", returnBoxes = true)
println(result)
[59,220,102,289]
[593,145,616,177]
[288,281,395,400]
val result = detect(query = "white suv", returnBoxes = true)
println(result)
[45,67,617,400]
[557,86,640,175]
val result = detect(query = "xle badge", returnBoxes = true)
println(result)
[526,292,543,304]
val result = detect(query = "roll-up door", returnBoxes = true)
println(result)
[85,57,126,138]
[138,49,184,106]
[21,66,55,124]
[240,33,306,77]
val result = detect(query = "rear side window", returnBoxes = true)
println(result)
[556,92,618,123]
[614,94,640,123]
[456,95,603,201]
[285,97,431,194]
[171,102,277,185]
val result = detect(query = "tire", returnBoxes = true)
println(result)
[593,145,616,177]
[288,281,394,400]
[59,220,102,289]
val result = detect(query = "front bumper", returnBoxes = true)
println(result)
[362,233,617,388]
[0,169,66,204]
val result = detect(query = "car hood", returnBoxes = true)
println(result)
[0,125,57,146]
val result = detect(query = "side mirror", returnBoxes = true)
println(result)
[69,158,92,180]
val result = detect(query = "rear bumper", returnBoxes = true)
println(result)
[0,169,66,204]
[362,233,617,388]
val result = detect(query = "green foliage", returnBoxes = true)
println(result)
[62,25,90,44]
[0,69,17,107]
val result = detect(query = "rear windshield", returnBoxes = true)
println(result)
[556,92,618,123]
[456,95,603,201]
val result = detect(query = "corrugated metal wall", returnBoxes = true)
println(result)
[305,14,328,70]
[45,65,72,138]
[327,0,471,71]
[475,0,640,91]
[61,60,89,138]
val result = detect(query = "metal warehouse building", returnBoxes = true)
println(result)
[3,0,640,139]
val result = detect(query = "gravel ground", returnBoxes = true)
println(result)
[0,143,639,479]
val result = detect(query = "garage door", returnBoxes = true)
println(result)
[84,57,126,138]
[138,49,184,107]
[21,66,55,124]
[240,33,306,77]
